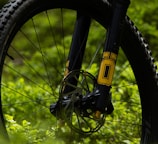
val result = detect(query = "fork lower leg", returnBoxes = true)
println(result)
[95,0,130,114]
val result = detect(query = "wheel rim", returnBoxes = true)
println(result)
[1,8,141,143]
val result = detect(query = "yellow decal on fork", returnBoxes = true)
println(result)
[64,60,70,77]
[97,52,117,86]
[62,60,70,93]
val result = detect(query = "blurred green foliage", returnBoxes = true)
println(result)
[1,0,157,57]
[128,0,158,59]
[2,65,140,144]
[0,0,157,143]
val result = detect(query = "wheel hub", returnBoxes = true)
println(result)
[50,70,111,134]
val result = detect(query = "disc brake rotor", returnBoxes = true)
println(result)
[59,70,105,135]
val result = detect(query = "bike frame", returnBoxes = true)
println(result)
[65,0,130,116]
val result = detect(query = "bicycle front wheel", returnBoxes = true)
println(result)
[0,0,158,143]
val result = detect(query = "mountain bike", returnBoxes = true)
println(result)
[0,0,158,143]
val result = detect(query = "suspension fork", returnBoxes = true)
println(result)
[66,13,91,72]
[64,0,130,113]
[63,12,91,93]
[95,0,130,115]
[66,12,91,74]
